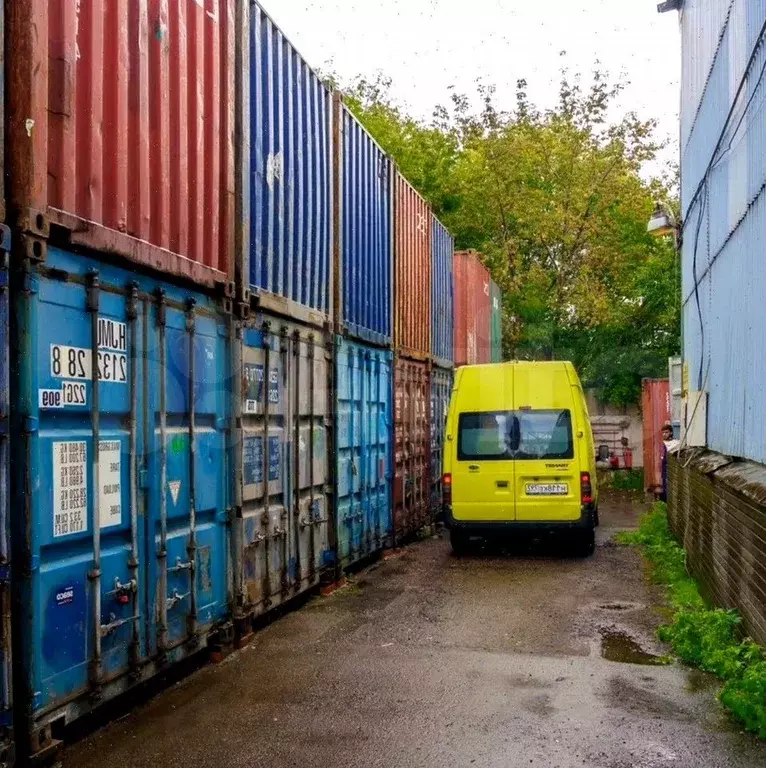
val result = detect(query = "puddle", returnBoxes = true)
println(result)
[600,629,666,665]
[597,601,642,612]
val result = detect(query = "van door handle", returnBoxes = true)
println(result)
[468,465,480,472]
[496,480,509,488]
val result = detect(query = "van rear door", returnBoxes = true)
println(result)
[513,366,581,522]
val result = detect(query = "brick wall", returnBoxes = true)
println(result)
[668,452,766,646]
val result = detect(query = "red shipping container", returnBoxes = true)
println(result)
[642,378,671,494]
[453,250,491,366]
[394,357,431,542]
[394,172,432,358]
[7,0,235,292]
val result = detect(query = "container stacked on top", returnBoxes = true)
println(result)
[6,1,237,759]
[454,250,492,366]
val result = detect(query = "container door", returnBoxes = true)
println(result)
[146,292,230,655]
[430,368,452,518]
[28,256,147,710]
[513,367,581,522]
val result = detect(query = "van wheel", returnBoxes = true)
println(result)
[594,507,600,527]
[573,527,596,558]
[450,531,471,556]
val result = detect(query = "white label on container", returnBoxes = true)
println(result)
[99,441,122,529]
[39,382,88,409]
[50,345,127,384]
[168,480,181,506]
[97,318,127,353]
[53,441,87,538]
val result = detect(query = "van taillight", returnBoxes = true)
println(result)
[442,473,452,505]
[581,472,593,505]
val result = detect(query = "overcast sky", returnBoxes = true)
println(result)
[259,0,681,176]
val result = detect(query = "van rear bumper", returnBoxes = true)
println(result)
[443,505,595,533]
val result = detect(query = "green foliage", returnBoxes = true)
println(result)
[621,505,766,737]
[334,70,680,405]
[607,470,644,492]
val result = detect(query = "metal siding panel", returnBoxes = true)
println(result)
[6,0,235,290]
[453,250,491,366]
[393,357,431,540]
[337,106,393,346]
[394,173,432,357]
[234,317,332,615]
[642,379,671,493]
[490,280,503,363]
[248,3,332,320]
[430,366,453,518]
[430,216,454,365]
[9,246,230,744]
[334,338,393,569]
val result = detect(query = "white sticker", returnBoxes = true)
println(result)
[99,441,121,529]
[39,382,88,409]
[245,400,258,414]
[50,345,127,384]
[97,318,127,353]
[168,481,181,506]
[53,441,87,537]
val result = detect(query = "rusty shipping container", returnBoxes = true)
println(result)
[453,250,491,366]
[394,173,432,359]
[642,378,671,495]
[394,357,431,542]
[6,0,236,292]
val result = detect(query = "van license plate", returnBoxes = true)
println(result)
[526,483,568,496]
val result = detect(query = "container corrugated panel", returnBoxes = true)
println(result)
[453,250,491,366]
[336,101,394,346]
[0,226,12,767]
[394,173,432,358]
[430,366,452,520]
[232,315,332,619]
[490,280,502,363]
[334,338,393,569]
[642,379,671,493]
[394,358,431,541]
[9,246,231,754]
[431,215,454,367]
[6,0,235,292]
[248,3,333,325]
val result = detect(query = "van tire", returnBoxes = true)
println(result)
[573,527,596,558]
[450,530,471,557]
[594,507,600,527]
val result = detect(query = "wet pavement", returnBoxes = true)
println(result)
[62,490,766,767]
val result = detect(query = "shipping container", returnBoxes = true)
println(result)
[0,225,12,768]
[9,245,232,759]
[231,314,332,624]
[431,216,454,367]
[669,356,683,440]
[245,3,333,326]
[334,338,393,570]
[6,0,235,293]
[394,358,431,542]
[394,174,432,358]
[334,99,394,346]
[453,250,491,366]
[490,280,503,363]
[642,379,671,495]
[430,366,453,520]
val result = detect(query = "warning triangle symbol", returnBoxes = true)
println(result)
[168,481,181,506]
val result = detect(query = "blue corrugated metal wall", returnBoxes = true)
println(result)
[249,3,333,319]
[681,1,766,463]
[334,337,393,569]
[431,216,454,366]
[339,103,393,347]
[10,246,231,733]
[430,366,452,520]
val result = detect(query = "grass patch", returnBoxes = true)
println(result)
[618,504,766,738]
[608,469,645,492]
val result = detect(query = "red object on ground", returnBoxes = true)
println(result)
[642,379,671,493]
[453,250,491,366]
[7,0,235,292]
[623,447,634,470]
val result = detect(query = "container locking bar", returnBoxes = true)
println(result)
[307,334,317,581]
[292,329,302,591]
[280,328,290,599]
[156,290,170,654]
[185,299,199,639]
[261,322,272,608]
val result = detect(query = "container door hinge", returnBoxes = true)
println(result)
[138,468,149,489]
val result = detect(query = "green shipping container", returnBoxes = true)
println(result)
[490,280,503,362]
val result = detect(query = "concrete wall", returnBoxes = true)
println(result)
[668,451,766,647]
[585,390,643,469]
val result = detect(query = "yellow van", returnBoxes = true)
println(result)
[442,361,598,557]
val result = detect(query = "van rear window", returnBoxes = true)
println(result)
[458,410,574,461]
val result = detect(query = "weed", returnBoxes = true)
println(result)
[620,504,766,738]
[608,469,645,492]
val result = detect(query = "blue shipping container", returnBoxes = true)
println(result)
[0,225,12,768]
[232,315,332,619]
[337,100,394,346]
[248,2,333,325]
[335,337,393,569]
[431,216,454,366]
[430,366,452,519]
[10,246,231,753]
